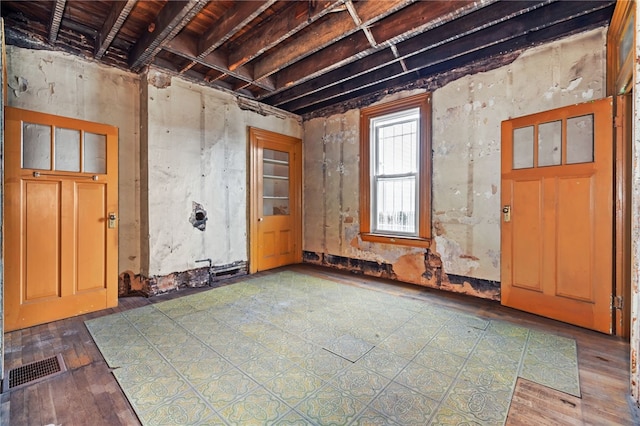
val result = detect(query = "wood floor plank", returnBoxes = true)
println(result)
[2,264,634,425]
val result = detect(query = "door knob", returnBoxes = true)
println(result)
[502,206,511,222]
[258,217,264,222]
[108,212,117,228]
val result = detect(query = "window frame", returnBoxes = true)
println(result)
[359,93,432,247]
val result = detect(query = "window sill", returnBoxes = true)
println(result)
[360,233,431,248]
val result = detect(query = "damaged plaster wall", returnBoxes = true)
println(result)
[141,69,302,281]
[303,28,607,299]
[5,46,141,274]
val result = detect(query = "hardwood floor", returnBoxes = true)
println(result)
[1,264,635,425]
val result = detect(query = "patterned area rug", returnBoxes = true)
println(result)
[86,271,580,425]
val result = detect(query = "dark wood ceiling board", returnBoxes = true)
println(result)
[117,0,166,44]
[280,61,406,111]
[128,0,207,71]
[296,6,615,117]
[266,0,487,97]
[245,85,268,99]
[55,25,98,54]
[252,9,358,81]
[164,32,275,91]
[95,0,138,59]
[63,1,112,29]
[101,46,130,68]
[273,31,372,93]
[151,55,180,73]
[369,0,480,45]
[203,68,225,82]
[184,67,236,92]
[61,19,98,39]
[345,0,376,48]
[396,0,563,58]
[351,0,416,24]
[266,47,397,106]
[227,0,345,72]
[181,0,231,37]
[156,48,194,71]
[49,0,67,43]
[252,0,416,81]
[1,1,52,26]
[197,0,277,58]
[402,0,615,71]
[285,1,614,114]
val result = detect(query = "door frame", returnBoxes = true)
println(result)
[248,127,302,273]
[607,0,635,337]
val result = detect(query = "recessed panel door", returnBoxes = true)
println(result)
[501,98,613,334]
[4,107,118,331]
[249,128,302,272]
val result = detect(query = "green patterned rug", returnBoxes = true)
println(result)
[86,271,580,425]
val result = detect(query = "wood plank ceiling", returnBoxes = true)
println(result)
[1,0,616,117]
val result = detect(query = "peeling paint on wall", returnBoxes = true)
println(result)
[303,28,607,301]
[143,71,302,277]
[6,46,142,275]
[303,250,500,300]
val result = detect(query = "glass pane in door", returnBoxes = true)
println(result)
[513,126,534,169]
[566,114,594,164]
[55,127,80,172]
[84,132,107,173]
[23,122,51,170]
[263,149,289,216]
[538,120,562,167]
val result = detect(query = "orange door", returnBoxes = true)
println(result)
[501,98,613,334]
[249,127,302,272]
[4,107,118,331]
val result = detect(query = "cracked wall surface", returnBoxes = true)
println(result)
[302,28,607,299]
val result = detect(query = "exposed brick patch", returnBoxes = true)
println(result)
[121,261,248,297]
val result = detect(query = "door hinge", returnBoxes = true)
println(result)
[614,115,623,128]
[611,295,623,310]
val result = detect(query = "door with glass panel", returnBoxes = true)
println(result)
[501,98,613,334]
[249,127,302,272]
[4,107,118,331]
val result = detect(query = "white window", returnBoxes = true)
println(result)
[360,93,431,247]
[371,108,419,235]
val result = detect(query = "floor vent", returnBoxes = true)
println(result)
[2,354,67,393]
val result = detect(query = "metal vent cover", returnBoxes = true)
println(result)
[2,354,67,392]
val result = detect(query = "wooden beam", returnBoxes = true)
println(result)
[253,0,413,81]
[266,47,396,106]
[369,0,483,43]
[198,0,276,58]
[268,0,484,96]
[95,0,137,59]
[283,2,615,114]
[164,33,275,91]
[129,0,206,71]
[395,0,549,57]
[48,0,66,44]
[227,0,345,71]
[263,0,567,105]
[345,0,377,48]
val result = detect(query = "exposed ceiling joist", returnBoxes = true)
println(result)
[96,0,138,59]
[129,0,207,71]
[283,1,611,112]
[1,0,616,117]
[227,0,345,72]
[48,0,66,44]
